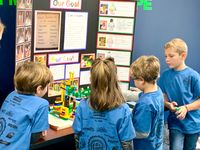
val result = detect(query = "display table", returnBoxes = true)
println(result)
[30,127,75,150]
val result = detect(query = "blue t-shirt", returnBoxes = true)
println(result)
[159,67,200,134]
[72,99,135,150]
[0,91,49,150]
[133,88,164,150]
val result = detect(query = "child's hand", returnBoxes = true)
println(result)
[130,87,141,92]
[42,130,47,137]
[175,105,188,120]
[168,101,178,112]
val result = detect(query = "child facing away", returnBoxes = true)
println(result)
[130,55,164,150]
[158,38,200,150]
[0,62,53,150]
[72,57,135,150]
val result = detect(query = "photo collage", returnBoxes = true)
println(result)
[16,0,32,65]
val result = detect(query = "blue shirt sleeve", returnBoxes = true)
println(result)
[133,103,152,135]
[118,106,136,141]
[31,105,49,133]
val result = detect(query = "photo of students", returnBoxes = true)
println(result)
[34,55,47,65]
[24,43,31,58]
[25,0,32,9]
[25,27,31,42]
[17,0,25,9]
[100,4,108,15]
[16,44,24,61]
[80,53,95,68]
[98,36,106,46]
[25,11,32,26]
[17,11,25,26]
[99,20,107,30]
[16,28,25,44]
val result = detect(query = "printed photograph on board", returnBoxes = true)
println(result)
[80,53,95,68]
[34,54,47,65]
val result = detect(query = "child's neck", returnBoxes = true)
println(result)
[174,62,187,71]
[143,83,158,93]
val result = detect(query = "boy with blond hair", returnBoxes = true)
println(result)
[0,62,53,150]
[130,55,164,150]
[159,38,200,150]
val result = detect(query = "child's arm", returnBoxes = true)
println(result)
[135,131,149,139]
[121,140,133,150]
[163,93,178,112]
[176,97,200,120]
[122,89,140,102]
[184,97,200,111]
[74,134,80,150]
[31,130,47,144]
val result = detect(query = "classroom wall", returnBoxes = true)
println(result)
[0,2,16,106]
[133,0,200,74]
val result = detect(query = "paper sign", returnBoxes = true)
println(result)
[50,0,82,10]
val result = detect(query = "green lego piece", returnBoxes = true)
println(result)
[175,107,180,111]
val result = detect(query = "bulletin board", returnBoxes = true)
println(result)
[15,0,137,101]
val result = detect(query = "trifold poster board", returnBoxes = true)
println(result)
[15,0,137,100]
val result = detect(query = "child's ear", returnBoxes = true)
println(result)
[141,78,145,84]
[181,52,187,60]
[35,85,43,95]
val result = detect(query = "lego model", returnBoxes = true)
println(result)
[50,72,90,120]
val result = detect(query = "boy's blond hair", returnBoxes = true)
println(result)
[0,20,5,33]
[130,55,160,84]
[90,57,125,111]
[164,38,188,55]
[0,20,5,40]
[14,62,53,95]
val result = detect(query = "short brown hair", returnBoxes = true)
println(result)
[164,38,188,55]
[14,62,53,95]
[130,55,160,84]
[90,57,125,111]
